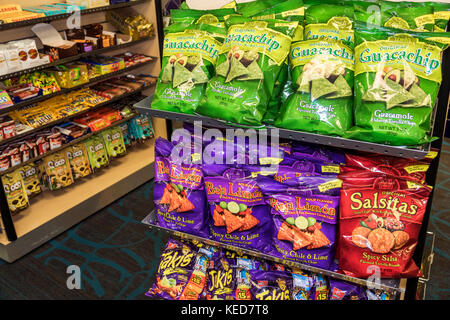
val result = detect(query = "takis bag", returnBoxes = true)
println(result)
[249,270,293,300]
[197,16,297,126]
[347,22,450,146]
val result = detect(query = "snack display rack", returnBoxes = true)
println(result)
[135,8,450,298]
[0,0,168,263]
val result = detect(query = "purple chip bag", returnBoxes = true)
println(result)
[328,278,360,300]
[290,142,345,165]
[154,138,209,237]
[204,166,273,252]
[258,175,340,270]
[250,270,293,300]
[205,257,237,300]
[310,273,329,300]
[292,270,314,300]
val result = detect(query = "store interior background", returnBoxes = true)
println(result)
[0,0,449,300]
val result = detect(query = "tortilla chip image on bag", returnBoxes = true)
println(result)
[338,173,432,278]
[347,22,450,146]
[154,138,210,237]
[275,38,354,137]
[258,175,340,270]
[146,238,214,300]
[151,22,226,114]
[196,16,298,126]
[204,166,273,252]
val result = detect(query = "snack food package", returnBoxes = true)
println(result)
[328,278,361,300]
[258,175,340,270]
[101,126,126,158]
[249,270,292,300]
[196,16,298,125]
[433,2,450,32]
[151,21,226,114]
[17,163,41,198]
[43,151,74,190]
[66,143,92,180]
[154,137,210,238]
[84,134,109,171]
[275,38,354,137]
[304,0,354,46]
[310,273,329,300]
[381,1,434,32]
[2,169,29,214]
[146,238,213,300]
[204,165,274,252]
[347,22,450,146]
[169,8,236,27]
[291,269,314,300]
[338,173,432,278]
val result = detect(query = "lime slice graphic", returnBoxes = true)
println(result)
[227,201,240,214]
[384,17,410,30]
[295,216,309,230]
[328,16,352,30]
[196,14,219,25]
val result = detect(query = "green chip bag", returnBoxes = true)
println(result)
[197,16,298,126]
[275,38,354,136]
[304,0,354,46]
[170,8,236,28]
[102,126,127,158]
[381,1,435,32]
[347,22,450,146]
[433,2,450,32]
[151,23,226,114]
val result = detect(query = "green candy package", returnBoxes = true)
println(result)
[304,0,354,46]
[275,38,354,136]
[169,8,236,27]
[196,16,298,126]
[151,22,226,114]
[85,135,109,171]
[347,22,450,146]
[101,126,127,158]
[381,1,434,32]
[433,2,450,32]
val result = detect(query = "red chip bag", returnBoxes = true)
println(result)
[342,153,430,183]
[338,174,432,278]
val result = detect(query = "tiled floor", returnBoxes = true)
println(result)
[0,140,448,299]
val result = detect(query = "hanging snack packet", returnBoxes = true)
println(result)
[146,238,213,300]
[339,174,432,278]
[433,2,450,32]
[17,163,41,198]
[348,22,450,146]
[154,138,210,237]
[275,38,354,137]
[292,269,314,300]
[381,1,434,32]
[85,135,109,171]
[205,256,237,300]
[197,16,297,126]
[43,151,74,191]
[101,126,127,158]
[66,143,92,180]
[258,175,340,270]
[204,166,273,252]
[2,169,29,214]
[250,270,293,300]
[304,0,354,46]
[151,22,225,114]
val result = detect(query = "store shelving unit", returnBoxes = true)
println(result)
[135,23,450,299]
[0,0,167,262]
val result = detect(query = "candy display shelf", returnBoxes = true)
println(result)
[0,141,155,262]
[0,36,153,81]
[142,210,407,297]
[0,83,154,148]
[0,0,148,31]
[134,96,432,160]
[0,59,155,116]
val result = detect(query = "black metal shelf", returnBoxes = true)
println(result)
[0,0,148,31]
[0,112,139,176]
[1,59,154,116]
[0,36,153,81]
[142,210,404,296]
[134,96,432,160]
[0,83,153,147]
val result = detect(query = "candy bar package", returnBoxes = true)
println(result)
[154,138,210,237]
[249,270,292,300]
[84,135,109,171]
[17,163,41,198]
[2,169,29,214]
[146,238,213,300]
[347,22,450,146]
[65,143,92,180]
[204,165,273,252]
[43,151,74,191]
[101,126,127,158]
[197,16,298,126]
[338,172,432,278]
[258,175,340,270]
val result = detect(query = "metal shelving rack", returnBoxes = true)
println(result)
[135,14,450,297]
[0,0,167,262]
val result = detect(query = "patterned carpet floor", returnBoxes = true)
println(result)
[0,140,448,300]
